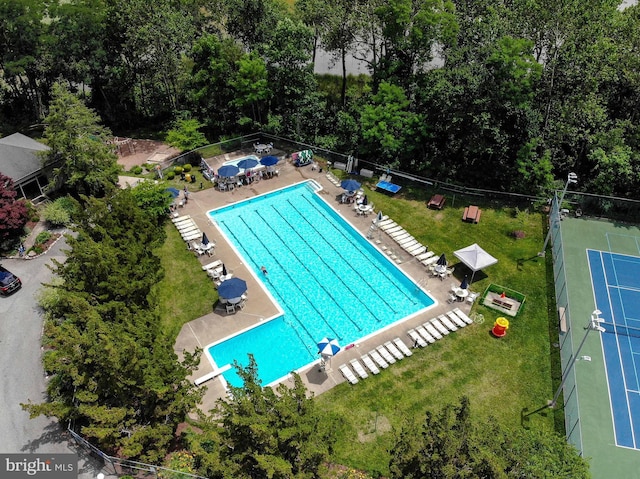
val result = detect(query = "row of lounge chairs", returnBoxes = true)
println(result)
[173,215,215,256]
[326,171,342,188]
[407,308,473,347]
[374,216,428,259]
[339,337,414,384]
[339,309,474,385]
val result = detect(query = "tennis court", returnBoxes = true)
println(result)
[587,249,640,448]
[559,220,640,478]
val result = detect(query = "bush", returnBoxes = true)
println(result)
[42,200,71,227]
[131,165,143,175]
[182,163,192,172]
[174,165,183,175]
[166,171,176,180]
[35,231,52,245]
[512,230,526,239]
[25,200,40,222]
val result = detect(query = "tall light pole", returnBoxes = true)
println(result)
[539,172,577,257]
[548,309,605,408]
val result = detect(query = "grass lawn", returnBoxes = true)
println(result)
[154,224,218,340]
[313,179,559,476]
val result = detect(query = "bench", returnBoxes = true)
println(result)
[360,168,374,178]
[428,194,446,210]
[333,162,347,171]
[462,205,481,223]
[492,298,513,310]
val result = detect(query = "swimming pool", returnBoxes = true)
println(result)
[206,181,436,387]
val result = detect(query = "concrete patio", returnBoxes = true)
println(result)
[172,148,477,413]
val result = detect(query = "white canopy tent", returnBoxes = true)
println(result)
[453,243,498,282]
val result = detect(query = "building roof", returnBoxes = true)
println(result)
[0,133,50,182]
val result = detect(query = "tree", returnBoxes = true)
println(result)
[41,83,120,198]
[186,356,338,479]
[0,173,28,241]
[23,190,202,462]
[166,117,208,152]
[129,180,175,224]
[389,397,590,478]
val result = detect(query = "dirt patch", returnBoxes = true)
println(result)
[115,139,180,172]
[357,414,392,442]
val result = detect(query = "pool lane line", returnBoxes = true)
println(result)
[221,217,344,342]
[268,205,385,320]
[221,218,343,344]
[295,194,418,304]
[253,209,366,330]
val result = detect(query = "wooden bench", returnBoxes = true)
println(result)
[462,205,481,223]
[492,298,513,310]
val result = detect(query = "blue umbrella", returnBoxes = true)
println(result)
[202,232,210,246]
[218,165,240,177]
[165,187,180,198]
[218,277,247,299]
[375,211,384,223]
[260,156,278,166]
[237,158,259,170]
[340,179,361,192]
[317,337,341,357]
[460,275,469,290]
[437,253,447,266]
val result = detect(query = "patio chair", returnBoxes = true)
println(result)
[393,338,413,357]
[225,303,236,314]
[407,329,427,348]
[368,349,389,369]
[466,292,478,304]
[360,354,381,374]
[339,364,359,385]
[384,341,405,361]
[376,345,396,364]
[349,359,369,379]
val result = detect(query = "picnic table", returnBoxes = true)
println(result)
[462,205,481,223]
[428,194,446,210]
[253,142,273,155]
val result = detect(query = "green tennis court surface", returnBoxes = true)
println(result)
[560,219,640,478]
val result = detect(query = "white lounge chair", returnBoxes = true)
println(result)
[384,341,405,360]
[174,218,194,227]
[375,217,392,226]
[422,256,440,267]
[339,364,359,385]
[172,215,190,223]
[408,329,427,348]
[446,310,467,328]
[431,318,450,335]
[377,345,397,364]
[360,354,380,374]
[368,349,389,369]
[383,225,403,234]
[415,251,434,261]
[416,325,436,343]
[397,238,418,249]
[424,322,443,340]
[405,244,427,256]
[179,225,199,235]
[202,259,223,271]
[453,308,474,325]
[350,359,369,379]
[393,337,413,357]
[390,230,410,240]
[438,314,458,332]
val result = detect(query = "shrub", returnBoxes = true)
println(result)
[182,163,192,172]
[511,230,526,239]
[42,200,71,227]
[25,200,40,222]
[166,171,175,180]
[131,165,143,175]
[174,165,183,175]
[35,231,52,245]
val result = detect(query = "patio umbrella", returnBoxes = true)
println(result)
[460,275,469,290]
[237,158,259,170]
[222,263,227,276]
[317,337,341,357]
[362,195,368,206]
[218,165,240,177]
[218,277,247,299]
[375,211,383,223]
[202,232,210,246]
[260,155,278,166]
[437,253,447,266]
[340,179,361,192]
[165,187,180,198]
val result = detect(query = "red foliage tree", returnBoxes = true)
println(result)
[0,173,28,240]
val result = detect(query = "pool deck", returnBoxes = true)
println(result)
[173,148,474,413]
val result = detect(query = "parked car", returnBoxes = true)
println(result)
[0,265,22,295]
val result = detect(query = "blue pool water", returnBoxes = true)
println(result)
[207,181,435,387]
